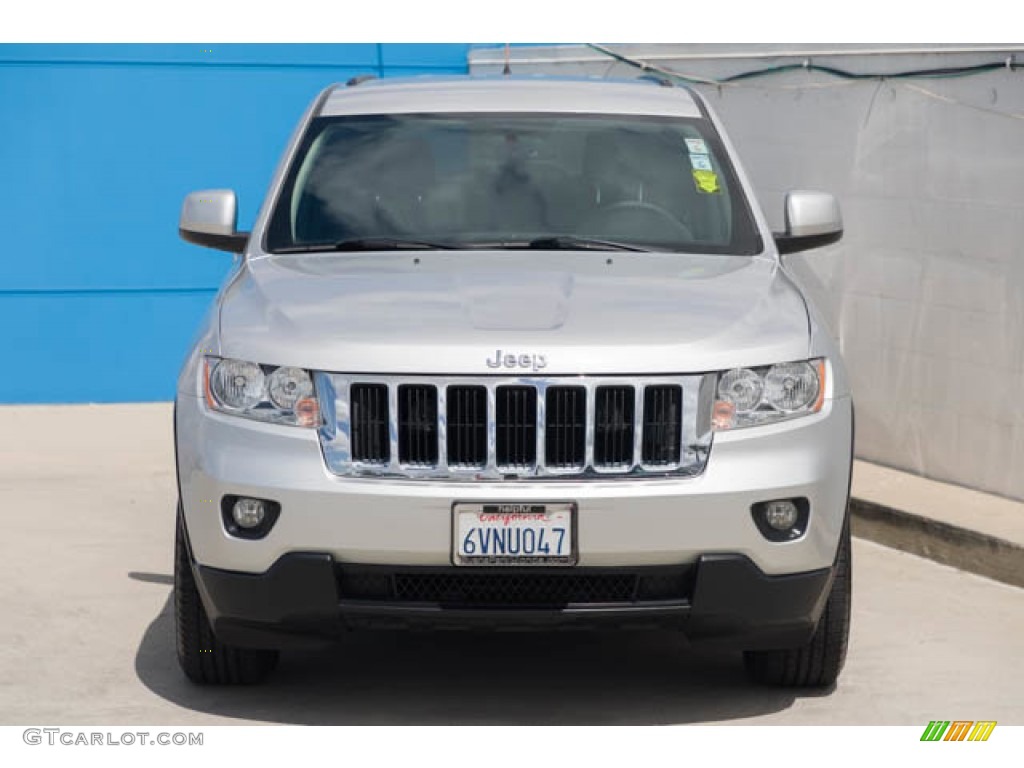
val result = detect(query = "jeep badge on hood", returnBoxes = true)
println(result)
[486,349,548,372]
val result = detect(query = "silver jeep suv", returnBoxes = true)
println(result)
[174,75,853,687]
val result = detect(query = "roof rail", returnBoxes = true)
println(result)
[346,74,378,87]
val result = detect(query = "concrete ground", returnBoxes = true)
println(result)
[0,403,1021,725]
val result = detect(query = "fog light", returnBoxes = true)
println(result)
[221,495,280,539]
[764,500,799,531]
[751,498,809,542]
[232,497,267,529]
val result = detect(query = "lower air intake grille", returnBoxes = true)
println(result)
[350,383,389,463]
[594,385,635,467]
[336,567,694,607]
[496,386,537,468]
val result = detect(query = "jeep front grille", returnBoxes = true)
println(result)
[446,385,487,468]
[545,386,586,470]
[350,383,389,464]
[642,384,683,466]
[317,373,713,480]
[594,385,635,468]
[495,386,538,469]
[397,384,438,466]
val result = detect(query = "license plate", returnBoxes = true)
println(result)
[453,502,576,566]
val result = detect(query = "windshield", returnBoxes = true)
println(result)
[265,113,762,254]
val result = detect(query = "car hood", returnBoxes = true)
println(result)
[217,251,809,375]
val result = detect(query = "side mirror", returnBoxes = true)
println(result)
[179,189,249,253]
[773,190,843,255]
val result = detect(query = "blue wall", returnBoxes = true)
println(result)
[0,44,473,402]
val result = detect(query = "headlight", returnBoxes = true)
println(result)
[718,368,763,413]
[267,366,315,409]
[204,357,320,427]
[713,359,826,431]
[210,359,265,409]
[764,362,820,412]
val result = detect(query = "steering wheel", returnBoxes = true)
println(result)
[588,200,694,242]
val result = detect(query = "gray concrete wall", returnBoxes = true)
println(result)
[471,44,1024,502]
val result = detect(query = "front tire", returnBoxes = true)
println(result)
[744,520,852,687]
[174,506,279,685]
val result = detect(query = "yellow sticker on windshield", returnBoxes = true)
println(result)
[693,169,721,194]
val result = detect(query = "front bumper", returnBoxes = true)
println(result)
[192,550,835,651]
[175,392,853,576]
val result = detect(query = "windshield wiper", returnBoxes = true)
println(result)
[274,235,649,254]
[274,237,463,254]
[525,235,650,253]
[333,237,464,251]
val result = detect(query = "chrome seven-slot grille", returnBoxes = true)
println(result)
[316,374,713,480]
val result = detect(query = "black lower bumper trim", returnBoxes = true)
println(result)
[337,601,689,632]
[688,553,833,649]
[194,553,341,649]
[194,553,832,651]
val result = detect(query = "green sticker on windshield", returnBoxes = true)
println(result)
[693,169,721,194]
